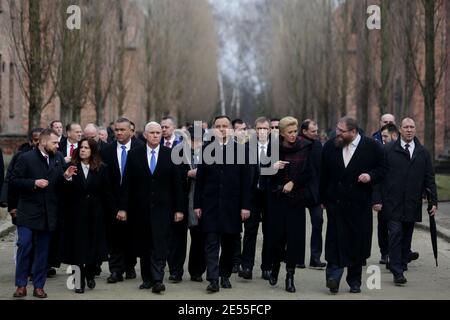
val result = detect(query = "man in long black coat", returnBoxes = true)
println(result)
[381,118,437,285]
[194,115,252,293]
[119,122,184,294]
[101,118,144,283]
[320,116,385,294]
[11,129,67,299]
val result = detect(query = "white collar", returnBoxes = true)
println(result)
[118,139,132,150]
[165,135,176,144]
[349,134,361,148]
[147,144,160,154]
[401,139,415,148]
[258,141,269,148]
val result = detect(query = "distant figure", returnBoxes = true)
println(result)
[372,114,396,143]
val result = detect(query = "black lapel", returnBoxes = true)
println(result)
[344,136,365,173]
[140,146,152,177]
[111,142,121,173]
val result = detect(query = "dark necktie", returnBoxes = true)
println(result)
[405,144,411,158]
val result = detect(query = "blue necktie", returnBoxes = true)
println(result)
[150,150,156,174]
[121,145,127,177]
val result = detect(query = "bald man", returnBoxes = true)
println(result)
[84,123,108,152]
[119,122,185,294]
[380,118,437,286]
[372,114,396,143]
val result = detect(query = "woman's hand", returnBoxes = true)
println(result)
[283,181,294,193]
[274,161,289,170]
[64,166,78,179]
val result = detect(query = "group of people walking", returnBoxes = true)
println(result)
[1,112,438,298]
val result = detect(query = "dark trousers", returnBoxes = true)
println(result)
[108,224,136,275]
[15,227,51,289]
[268,196,306,271]
[388,220,415,277]
[168,219,188,277]
[76,264,96,289]
[205,233,235,281]
[326,263,362,288]
[377,211,389,256]
[307,205,324,263]
[240,189,270,271]
[232,234,242,267]
[140,230,170,283]
[188,226,206,277]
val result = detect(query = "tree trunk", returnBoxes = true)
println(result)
[380,0,391,115]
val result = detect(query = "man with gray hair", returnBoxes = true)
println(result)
[119,122,185,294]
[84,123,107,152]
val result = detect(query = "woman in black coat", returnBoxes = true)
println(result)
[60,138,113,294]
[266,116,313,293]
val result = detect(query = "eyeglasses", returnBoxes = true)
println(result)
[271,126,279,129]
[336,127,351,133]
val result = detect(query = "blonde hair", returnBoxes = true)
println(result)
[279,116,298,134]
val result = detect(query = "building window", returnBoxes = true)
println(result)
[9,63,15,119]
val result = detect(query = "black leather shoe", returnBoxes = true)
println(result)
[107,272,124,284]
[379,254,389,265]
[232,264,240,274]
[349,285,361,293]
[169,274,183,283]
[408,252,419,262]
[261,270,271,281]
[125,270,136,279]
[47,268,57,278]
[152,282,166,293]
[207,280,220,293]
[326,279,339,294]
[139,281,153,289]
[220,277,232,289]
[394,275,407,286]
[190,275,203,282]
[285,270,296,293]
[238,268,253,280]
[295,264,306,269]
[309,260,327,269]
[87,279,96,289]
[269,265,280,286]
[95,265,102,276]
[75,288,85,294]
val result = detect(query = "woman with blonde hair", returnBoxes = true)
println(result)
[266,116,313,293]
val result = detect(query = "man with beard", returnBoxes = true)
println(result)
[320,116,385,294]
[11,129,73,298]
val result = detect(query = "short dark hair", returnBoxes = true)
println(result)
[270,118,280,123]
[300,119,317,132]
[161,116,177,127]
[39,128,58,141]
[115,118,132,128]
[213,115,231,125]
[28,128,44,142]
[50,120,62,129]
[130,121,136,130]
[338,116,359,132]
[232,119,245,128]
[254,117,269,127]
[66,123,80,133]
[380,123,399,135]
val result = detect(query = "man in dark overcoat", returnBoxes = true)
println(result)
[194,115,252,293]
[381,118,437,285]
[119,122,184,294]
[320,116,385,294]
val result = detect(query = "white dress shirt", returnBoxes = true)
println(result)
[401,139,415,158]
[147,144,160,170]
[163,135,176,148]
[117,140,132,175]
[40,151,49,165]
[343,134,361,168]
[66,141,78,157]
[81,163,90,179]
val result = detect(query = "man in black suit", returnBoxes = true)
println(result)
[381,118,437,286]
[238,117,272,281]
[194,115,252,293]
[320,116,385,294]
[101,118,144,283]
[119,122,184,294]
[59,123,82,163]
[300,119,326,269]
[50,120,64,143]
[11,129,74,299]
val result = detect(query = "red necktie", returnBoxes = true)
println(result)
[70,144,75,157]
